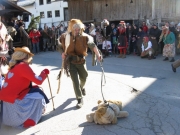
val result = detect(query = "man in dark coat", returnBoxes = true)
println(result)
[149,24,161,56]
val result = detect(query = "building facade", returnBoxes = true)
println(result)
[66,0,180,27]
[17,0,68,29]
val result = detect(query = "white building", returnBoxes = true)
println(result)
[17,0,68,29]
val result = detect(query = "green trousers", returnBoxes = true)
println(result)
[69,62,88,99]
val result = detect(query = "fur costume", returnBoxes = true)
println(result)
[0,22,8,41]
[86,100,129,124]
[100,19,111,40]
[57,19,98,66]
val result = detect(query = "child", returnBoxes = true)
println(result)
[130,35,137,55]
[112,29,118,56]
[102,39,112,57]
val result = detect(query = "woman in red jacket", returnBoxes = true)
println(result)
[0,47,50,128]
[29,28,41,54]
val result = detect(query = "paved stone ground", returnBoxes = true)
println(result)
[1,51,180,135]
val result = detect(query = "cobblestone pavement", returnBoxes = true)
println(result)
[1,52,180,135]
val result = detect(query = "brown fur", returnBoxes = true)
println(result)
[67,19,84,34]
[86,100,128,125]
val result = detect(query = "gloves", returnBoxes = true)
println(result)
[42,69,50,75]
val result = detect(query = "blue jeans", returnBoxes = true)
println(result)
[43,38,50,50]
[32,42,39,53]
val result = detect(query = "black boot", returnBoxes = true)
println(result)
[81,88,86,96]
[171,64,176,72]
[76,98,83,109]
[163,57,168,61]
[170,58,175,62]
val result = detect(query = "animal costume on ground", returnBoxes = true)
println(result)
[57,19,101,109]
[86,100,129,124]
[0,47,50,128]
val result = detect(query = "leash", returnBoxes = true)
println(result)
[98,60,107,104]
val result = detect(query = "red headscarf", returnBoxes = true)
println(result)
[143,36,149,42]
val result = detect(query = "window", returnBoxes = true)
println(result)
[55,10,60,17]
[47,11,52,18]
[47,0,51,4]
[40,12,45,18]
[39,0,43,5]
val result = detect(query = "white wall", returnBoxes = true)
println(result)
[22,0,68,29]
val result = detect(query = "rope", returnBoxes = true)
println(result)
[99,60,107,104]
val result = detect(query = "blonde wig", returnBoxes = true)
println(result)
[67,19,85,34]
[9,51,33,69]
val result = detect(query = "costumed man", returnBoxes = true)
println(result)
[141,36,154,60]
[100,19,111,56]
[100,19,111,40]
[149,24,161,56]
[117,21,128,58]
[58,19,102,109]
[0,46,50,128]
[171,23,180,72]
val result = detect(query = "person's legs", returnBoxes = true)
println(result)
[77,63,88,96]
[47,38,50,51]
[122,48,126,58]
[51,38,55,51]
[32,43,36,54]
[171,59,180,72]
[118,49,123,58]
[36,42,40,53]
[43,38,47,51]
[69,63,83,108]
[28,87,49,104]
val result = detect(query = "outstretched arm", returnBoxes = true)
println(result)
[93,46,102,62]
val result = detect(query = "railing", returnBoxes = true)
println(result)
[20,28,32,51]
